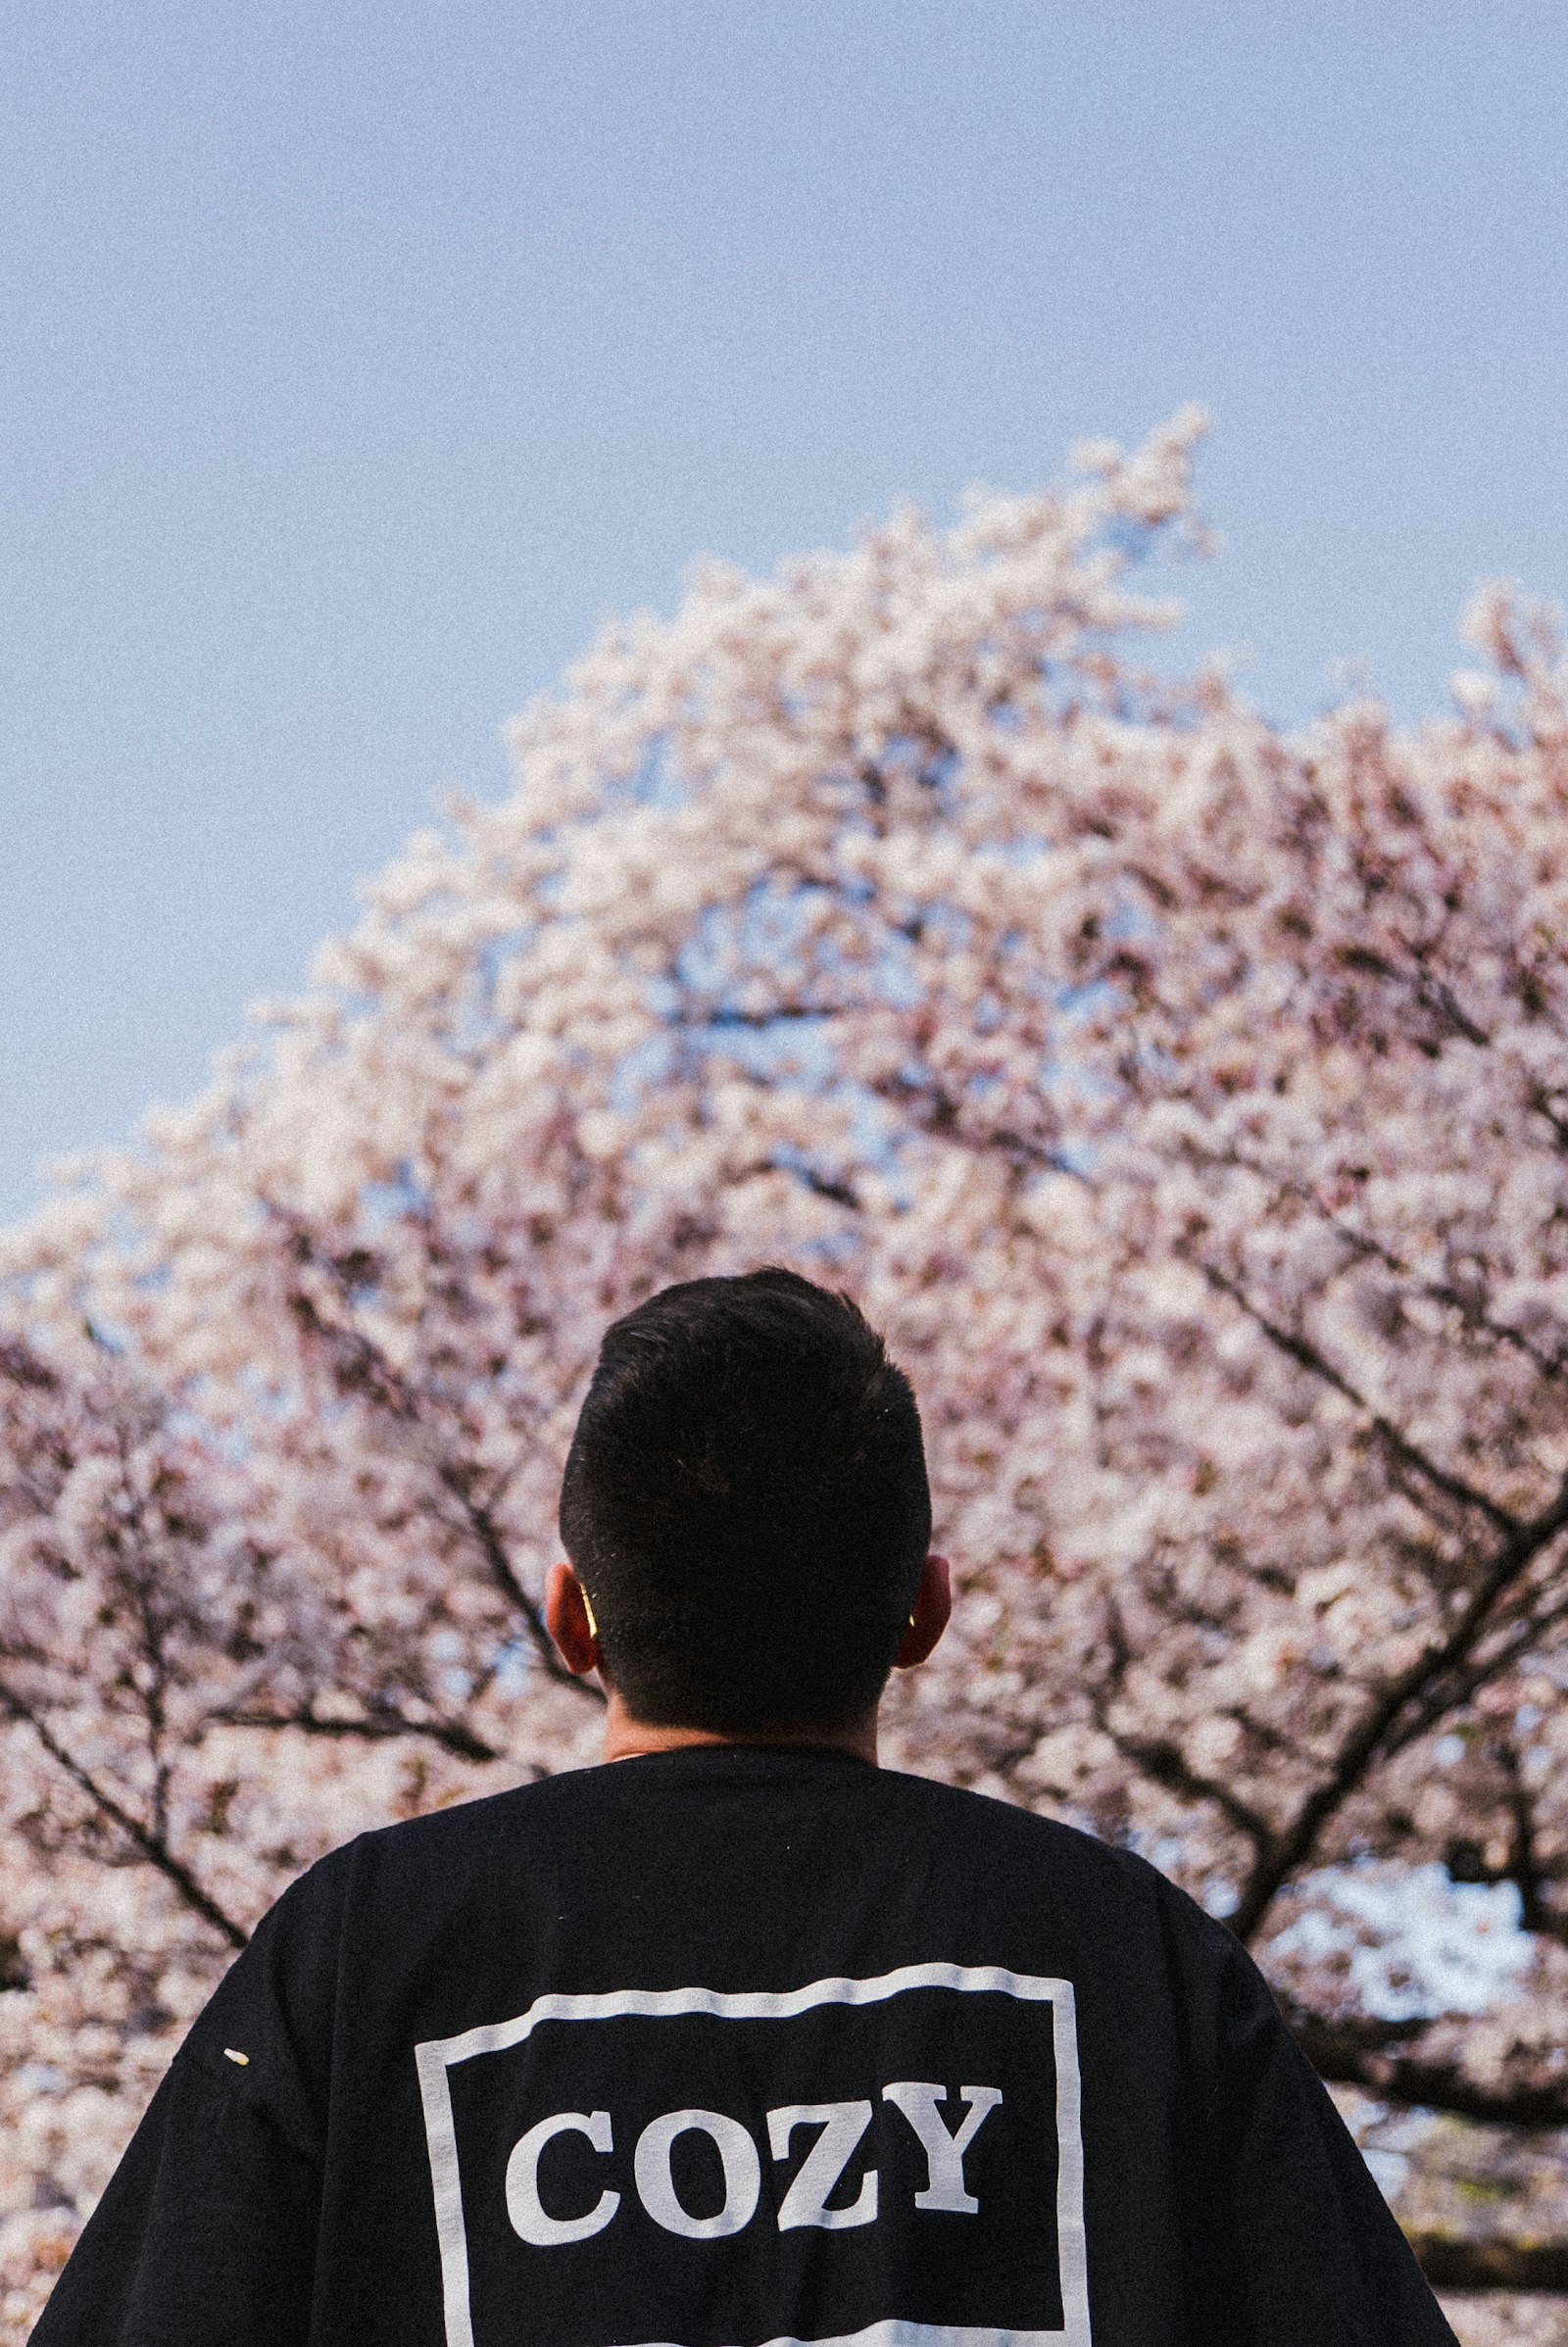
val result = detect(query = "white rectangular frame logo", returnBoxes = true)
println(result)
[416,1960,1091,2347]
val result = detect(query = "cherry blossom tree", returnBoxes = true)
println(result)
[3,410,1567,2332]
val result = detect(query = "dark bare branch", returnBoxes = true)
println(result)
[280,1235,599,1708]
[0,1680,248,1950]
[1102,1725,1274,1849]
[1194,1257,1518,1538]
[1232,1470,1568,1939]
[215,1705,500,1765]
[1292,2006,1568,2130]
[1492,1743,1568,1950]
[1183,1141,1568,1384]
[1409,2237,1568,2294]
[435,1465,604,1705]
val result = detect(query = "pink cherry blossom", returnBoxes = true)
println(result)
[3,411,1566,2330]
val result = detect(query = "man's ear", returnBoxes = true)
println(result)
[545,1561,602,1677]
[894,1552,952,1670]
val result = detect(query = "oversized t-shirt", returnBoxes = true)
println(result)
[32,1744,1455,2347]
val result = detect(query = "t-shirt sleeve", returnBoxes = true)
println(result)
[1209,1935,1459,2347]
[30,1849,347,2347]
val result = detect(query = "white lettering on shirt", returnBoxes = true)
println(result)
[881,2082,1003,2212]
[766,2100,877,2230]
[502,2082,1004,2244]
[506,2109,620,2245]
[633,2107,762,2239]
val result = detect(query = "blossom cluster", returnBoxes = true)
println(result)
[3,413,1566,2329]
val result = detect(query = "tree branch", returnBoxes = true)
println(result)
[1410,2237,1568,2294]
[436,1465,604,1705]
[1334,944,1492,1051]
[1102,1725,1273,1849]
[1383,1584,1568,1763]
[1478,1742,1568,1949]
[1292,2006,1568,2130]
[1187,1141,1568,1385]
[282,1243,600,1708]
[1231,1470,1568,1939]
[214,1704,500,1765]
[737,1154,862,1209]
[1194,1257,1518,1537]
[677,1002,855,1030]
[0,1681,248,1950]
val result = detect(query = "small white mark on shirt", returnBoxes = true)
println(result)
[223,2048,250,2066]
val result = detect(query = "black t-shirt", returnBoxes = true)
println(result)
[33,1746,1454,2346]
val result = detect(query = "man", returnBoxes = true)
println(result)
[35,1267,1454,2345]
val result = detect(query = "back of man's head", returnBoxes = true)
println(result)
[558,1267,932,1735]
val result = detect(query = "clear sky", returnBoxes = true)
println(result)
[4,0,1567,1225]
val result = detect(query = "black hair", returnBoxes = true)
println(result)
[558,1267,933,1733]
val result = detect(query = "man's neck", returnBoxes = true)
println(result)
[601,1689,878,1767]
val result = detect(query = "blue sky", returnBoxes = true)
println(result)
[4,0,1567,1224]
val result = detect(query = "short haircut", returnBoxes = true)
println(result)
[558,1267,932,1733]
